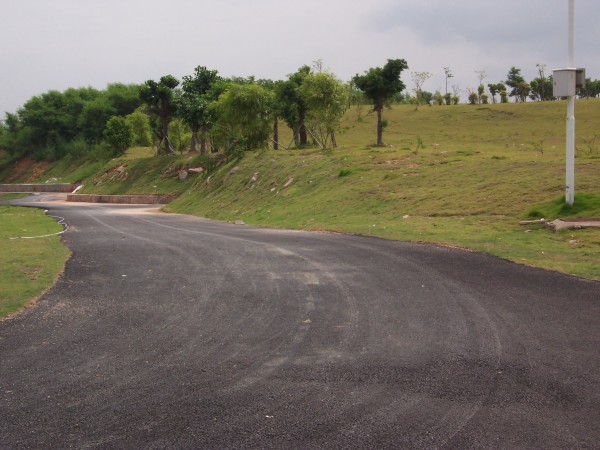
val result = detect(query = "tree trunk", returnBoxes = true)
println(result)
[199,126,207,155]
[376,106,383,146]
[298,111,307,146]
[330,130,337,149]
[273,116,279,150]
[190,124,199,152]
[160,99,170,155]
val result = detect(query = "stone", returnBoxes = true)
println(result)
[188,167,204,174]
[284,177,294,188]
[230,166,240,174]
[178,170,188,180]
[250,172,259,183]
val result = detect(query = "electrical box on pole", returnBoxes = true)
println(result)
[553,68,586,97]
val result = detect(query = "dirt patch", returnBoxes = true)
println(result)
[5,157,49,183]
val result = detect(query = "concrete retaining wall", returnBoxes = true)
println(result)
[0,184,76,193]
[67,194,178,204]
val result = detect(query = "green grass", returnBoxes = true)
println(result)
[78,150,218,195]
[0,205,71,318]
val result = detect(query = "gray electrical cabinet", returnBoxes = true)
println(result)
[553,68,586,97]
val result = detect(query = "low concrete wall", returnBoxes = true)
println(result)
[0,183,76,193]
[67,194,178,204]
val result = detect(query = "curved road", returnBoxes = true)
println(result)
[1,194,599,448]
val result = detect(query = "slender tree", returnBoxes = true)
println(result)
[411,71,432,110]
[139,75,180,155]
[353,59,409,146]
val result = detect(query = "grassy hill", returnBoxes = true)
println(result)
[3,100,600,279]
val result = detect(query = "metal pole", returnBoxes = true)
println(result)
[565,0,575,205]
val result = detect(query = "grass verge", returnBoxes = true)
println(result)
[0,205,71,319]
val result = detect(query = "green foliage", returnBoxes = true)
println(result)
[126,109,152,146]
[103,116,133,155]
[338,168,353,177]
[506,67,530,102]
[353,59,409,145]
[213,83,273,157]
[578,78,600,98]
[277,65,311,146]
[0,84,142,161]
[299,72,349,148]
[353,59,409,111]
[176,66,221,153]
[139,75,180,155]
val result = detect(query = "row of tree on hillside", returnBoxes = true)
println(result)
[1,60,599,163]
[0,60,408,160]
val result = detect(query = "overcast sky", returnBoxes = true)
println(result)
[1,0,598,115]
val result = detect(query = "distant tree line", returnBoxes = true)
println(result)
[1,61,599,164]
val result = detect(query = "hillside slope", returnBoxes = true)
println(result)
[166,102,600,279]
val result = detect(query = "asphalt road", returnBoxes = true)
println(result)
[1,194,599,448]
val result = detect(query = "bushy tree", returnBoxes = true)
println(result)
[299,72,348,148]
[578,78,600,98]
[177,66,220,153]
[213,83,273,159]
[506,67,530,102]
[103,116,133,155]
[125,109,152,146]
[353,59,408,146]
[278,65,311,147]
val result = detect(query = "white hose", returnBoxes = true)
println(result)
[8,213,69,240]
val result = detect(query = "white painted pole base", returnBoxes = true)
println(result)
[566,96,575,206]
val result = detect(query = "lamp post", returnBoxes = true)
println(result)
[565,0,575,206]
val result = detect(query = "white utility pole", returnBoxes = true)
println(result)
[565,0,576,206]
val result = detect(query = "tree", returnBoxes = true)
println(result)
[213,83,273,159]
[578,78,600,98]
[411,71,432,110]
[529,65,553,101]
[299,72,349,148]
[505,67,530,102]
[78,97,116,143]
[487,82,506,103]
[278,65,311,147]
[105,83,143,116]
[258,79,286,150]
[139,75,180,155]
[477,85,485,104]
[125,109,152,146]
[353,59,409,146]
[103,116,133,155]
[177,66,220,153]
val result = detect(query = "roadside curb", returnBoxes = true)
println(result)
[66,194,178,204]
[0,183,76,193]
